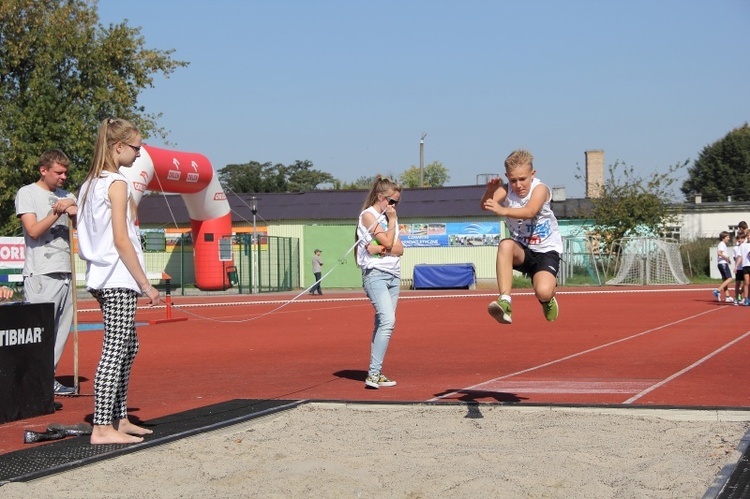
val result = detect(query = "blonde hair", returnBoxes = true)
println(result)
[504,149,534,171]
[79,118,140,214]
[83,118,140,182]
[360,176,402,212]
[354,176,402,243]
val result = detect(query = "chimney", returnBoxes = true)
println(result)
[585,150,604,199]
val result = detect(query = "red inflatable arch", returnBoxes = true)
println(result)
[119,145,234,291]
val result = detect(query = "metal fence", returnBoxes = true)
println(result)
[236,234,300,293]
[136,233,299,294]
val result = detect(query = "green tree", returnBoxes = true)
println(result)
[0,0,187,234]
[584,160,688,249]
[218,159,334,193]
[681,123,750,202]
[218,162,286,193]
[338,175,376,189]
[399,161,450,188]
[285,160,335,191]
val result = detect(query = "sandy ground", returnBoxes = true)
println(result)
[1,403,748,498]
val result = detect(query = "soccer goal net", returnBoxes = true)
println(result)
[558,236,602,286]
[605,237,690,285]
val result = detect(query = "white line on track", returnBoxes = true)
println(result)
[75,285,719,313]
[471,380,657,394]
[427,306,724,403]
[622,330,750,404]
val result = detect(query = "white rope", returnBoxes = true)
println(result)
[147,177,393,324]
[169,209,392,324]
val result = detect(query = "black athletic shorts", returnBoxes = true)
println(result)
[718,263,732,280]
[510,239,561,277]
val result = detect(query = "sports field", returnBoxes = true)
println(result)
[1,285,749,497]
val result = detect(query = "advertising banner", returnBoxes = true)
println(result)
[399,222,501,248]
[0,237,25,269]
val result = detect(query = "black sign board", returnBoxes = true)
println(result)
[0,302,55,423]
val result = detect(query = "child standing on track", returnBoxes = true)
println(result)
[481,149,563,324]
[740,230,750,307]
[735,231,746,305]
[713,231,735,303]
[77,118,160,444]
[356,177,404,389]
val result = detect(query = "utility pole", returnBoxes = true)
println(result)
[419,132,427,187]
[251,196,258,294]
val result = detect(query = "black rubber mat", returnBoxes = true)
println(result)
[715,430,750,499]
[0,399,302,484]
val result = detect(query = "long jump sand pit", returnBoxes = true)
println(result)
[1,403,748,498]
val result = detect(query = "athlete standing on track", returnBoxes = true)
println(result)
[734,230,746,305]
[481,149,564,325]
[713,231,734,303]
[356,176,404,389]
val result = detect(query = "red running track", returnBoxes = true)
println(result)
[1,285,748,454]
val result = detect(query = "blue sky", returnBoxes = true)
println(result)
[97,0,749,199]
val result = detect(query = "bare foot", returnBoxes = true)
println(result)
[114,419,153,436]
[90,425,143,445]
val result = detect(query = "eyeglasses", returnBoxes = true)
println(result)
[386,197,399,206]
[124,143,141,154]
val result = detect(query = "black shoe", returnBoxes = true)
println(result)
[24,429,66,444]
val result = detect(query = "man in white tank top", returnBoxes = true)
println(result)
[480,149,563,325]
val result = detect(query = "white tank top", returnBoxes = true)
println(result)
[77,172,145,292]
[501,177,563,254]
[356,206,401,277]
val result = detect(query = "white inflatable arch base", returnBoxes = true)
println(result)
[119,145,234,291]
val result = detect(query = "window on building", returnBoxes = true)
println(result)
[659,225,682,241]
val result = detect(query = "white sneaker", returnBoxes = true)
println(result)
[364,373,397,388]
[726,297,735,303]
[53,380,75,396]
[376,374,397,387]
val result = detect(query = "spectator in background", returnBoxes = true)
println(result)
[713,231,734,303]
[310,249,323,295]
[736,230,748,305]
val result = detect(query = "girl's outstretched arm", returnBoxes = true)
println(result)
[109,180,159,305]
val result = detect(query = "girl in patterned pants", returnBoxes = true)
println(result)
[77,118,160,444]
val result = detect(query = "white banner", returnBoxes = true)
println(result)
[0,237,25,269]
